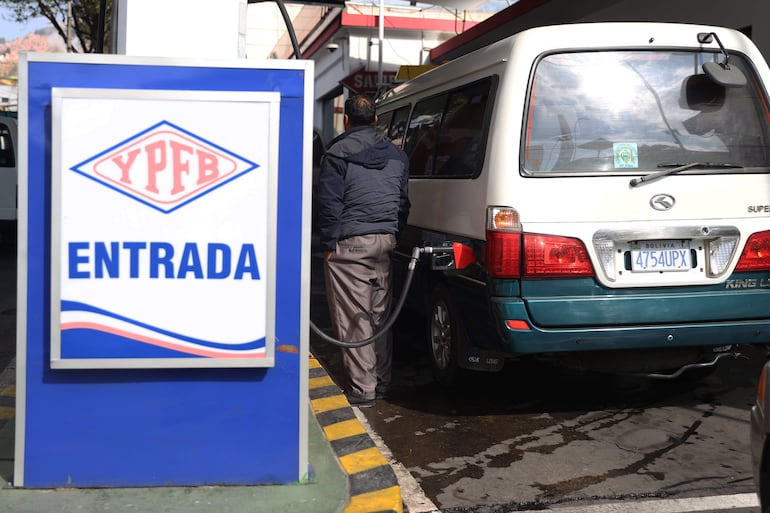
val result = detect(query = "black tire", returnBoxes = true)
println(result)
[427,283,462,387]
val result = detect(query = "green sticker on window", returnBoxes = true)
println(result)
[613,142,638,169]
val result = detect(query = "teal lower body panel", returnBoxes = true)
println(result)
[491,297,770,354]
[524,289,770,327]
[522,276,770,327]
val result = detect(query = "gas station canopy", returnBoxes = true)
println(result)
[247,0,507,12]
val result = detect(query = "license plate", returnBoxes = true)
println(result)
[630,239,691,272]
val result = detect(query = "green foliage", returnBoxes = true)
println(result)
[0,0,111,53]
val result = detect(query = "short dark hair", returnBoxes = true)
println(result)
[344,94,376,127]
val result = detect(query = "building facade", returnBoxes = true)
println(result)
[247,1,493,142]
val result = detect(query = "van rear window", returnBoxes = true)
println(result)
[524,51,770,174]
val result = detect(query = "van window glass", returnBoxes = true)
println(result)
[433,80,491,177]
[375,106,411,148]
[375,110,393,139]
[388,106,410,148]
[0,122,14,168]
[524,51,770,174]
[404,93,447,176]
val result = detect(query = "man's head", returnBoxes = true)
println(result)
[344,94,377,129]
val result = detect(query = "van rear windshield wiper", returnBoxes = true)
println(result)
[629,162,743,188]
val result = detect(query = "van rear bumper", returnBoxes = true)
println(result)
[520,275,770,326]
[491,297,770,354]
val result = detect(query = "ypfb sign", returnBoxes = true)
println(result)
[50,88,279,368]
[73,120,258,213]
[17,55,312,489]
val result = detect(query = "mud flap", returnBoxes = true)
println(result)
[458,347,505,372]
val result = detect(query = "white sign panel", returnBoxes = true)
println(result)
[50,88,279,368]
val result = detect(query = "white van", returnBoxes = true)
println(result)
[0,114,17,240]
[375,22,770,384]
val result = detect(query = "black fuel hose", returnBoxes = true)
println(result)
[309,246,447,348]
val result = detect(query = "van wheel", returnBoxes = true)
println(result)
[428,284,461,386]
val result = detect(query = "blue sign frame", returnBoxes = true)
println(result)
[15,54,313,488]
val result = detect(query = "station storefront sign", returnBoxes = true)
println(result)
[339,66,397,94]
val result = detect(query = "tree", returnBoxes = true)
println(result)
[0,0,110,53]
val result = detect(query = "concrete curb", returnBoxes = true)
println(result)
[309,355,402,513]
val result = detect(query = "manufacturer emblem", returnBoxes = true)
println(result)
[71,121,258,213]
[650,194,675,211]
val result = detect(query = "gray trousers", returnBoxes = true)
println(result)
[324,233,396,399]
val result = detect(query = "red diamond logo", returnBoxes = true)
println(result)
[71,121,258,213]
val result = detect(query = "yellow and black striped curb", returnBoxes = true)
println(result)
[309,355,402,513]
[0,362,14,433]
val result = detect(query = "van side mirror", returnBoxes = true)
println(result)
[702,61,747,88]
[697,32,747,88]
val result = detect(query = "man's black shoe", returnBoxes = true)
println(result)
[345,392,375,408]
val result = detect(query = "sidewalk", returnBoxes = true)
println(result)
[0,355,402,513]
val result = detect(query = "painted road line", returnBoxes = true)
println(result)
[338,446,389,475]
[309,375,336,389]
[345,486,403,513]
[517,493,758,513]
[311,393,350,414]
[323,418,368,440]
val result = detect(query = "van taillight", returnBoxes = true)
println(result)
[735,230,770,272]
[523,234,594,277]
[486,230,522,277]
[484,207,594,278]
[486,206,522,278]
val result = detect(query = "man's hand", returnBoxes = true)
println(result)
[324,251,333,261]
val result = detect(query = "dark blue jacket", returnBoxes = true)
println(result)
[317,126,410,252]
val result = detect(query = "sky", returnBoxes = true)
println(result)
[0,7,50,41]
